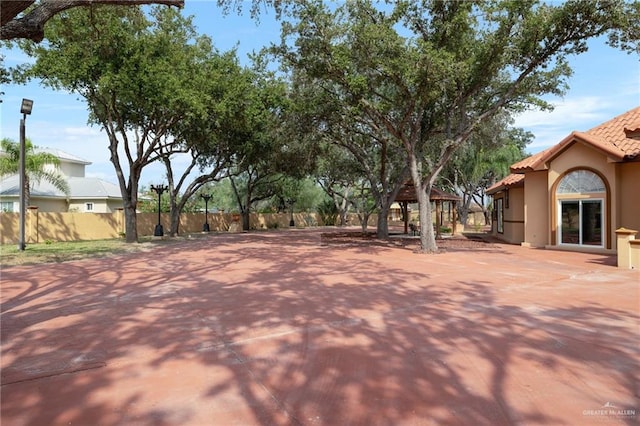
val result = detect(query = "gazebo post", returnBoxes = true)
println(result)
[452,201,457,236]
[436,200,441,239]
[403,201,409,234]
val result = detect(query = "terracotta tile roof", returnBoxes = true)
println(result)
[510,106,640,173]
[486,173,524,195]
[586,106,640,157]
[510,149,549,172]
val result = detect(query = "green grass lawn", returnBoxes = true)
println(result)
[0,238,177,268]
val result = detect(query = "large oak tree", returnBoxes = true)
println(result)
[16,6,238,242]
[274,0,638,252]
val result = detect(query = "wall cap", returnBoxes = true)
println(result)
[615,227,638,236]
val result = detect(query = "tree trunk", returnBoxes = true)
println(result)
[108,134,141,243]
[376,204,390,238]
[416,184,438,253]
[458,193,472,226]
[169,204,181,237]
[333,188,350,227]
[1,0,184,42]
[242,192,251,231]
[123,202,138,243]
[408,153,437,252]
[338,200,349,226]
[360,211,371,232]
[242,211,250,231]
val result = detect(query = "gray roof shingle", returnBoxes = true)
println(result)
[0,175,122,199]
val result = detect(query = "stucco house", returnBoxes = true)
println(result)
[0,148,124,213]
[487,106,640,253]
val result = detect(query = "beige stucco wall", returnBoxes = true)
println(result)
[548,143,616,185]
[631,241,640,269]
[618,162,640,233]
[59,162,85,177]
[29,198,68,212]
[0,196,124,213]
[523,170,549,247]
[490,187,525,244]
[68,199,123,213]
[547,142,616,249]
[519,141,639,252]
[34,212,122,242]
[0,212,18,243]
[504,186,525,244]
[0,211,376,244]
[491,138,638,253]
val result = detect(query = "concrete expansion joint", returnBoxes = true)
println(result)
[1,362,106,387]
[223,342,304,425]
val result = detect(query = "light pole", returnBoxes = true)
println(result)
[201,194,212,232]
[287,198,296,227]
[18,99,33,251]
[150,184,168,236]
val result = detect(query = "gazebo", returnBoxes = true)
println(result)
[393,181,460,238]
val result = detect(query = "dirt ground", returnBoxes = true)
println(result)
[1,229,638,425]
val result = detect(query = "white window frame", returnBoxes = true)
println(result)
[496,198,504,234]
[557,198,604,247]
[85,202,94,212]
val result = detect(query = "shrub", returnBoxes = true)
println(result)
[317,200,338,226]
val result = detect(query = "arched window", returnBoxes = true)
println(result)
[556,170,606,247]
[557,170,605,194]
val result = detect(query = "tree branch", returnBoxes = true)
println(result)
[0,0,184,42]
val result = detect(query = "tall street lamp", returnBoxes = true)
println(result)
[150,184,168,236]
[18,98,33,251]
[201,193,212,232]
[287,198,296,227]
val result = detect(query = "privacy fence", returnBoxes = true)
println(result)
[0,208,375,245]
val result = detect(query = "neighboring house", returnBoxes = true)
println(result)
[487,107,640,252]
[0,148,124,213]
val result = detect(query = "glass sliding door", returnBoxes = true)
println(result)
[559,199,603,246]
[560,201,579,244]
[581,200,602,245]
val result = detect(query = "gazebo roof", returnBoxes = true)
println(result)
[393,181,460,203]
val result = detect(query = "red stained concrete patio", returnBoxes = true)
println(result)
[1,229,638,426]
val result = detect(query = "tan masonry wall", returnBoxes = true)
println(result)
[523,170,548,248]
[618,163,640,233]
[616,228,640,270]
[0,210,376,244]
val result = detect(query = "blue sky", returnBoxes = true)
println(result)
[1,1,639,187]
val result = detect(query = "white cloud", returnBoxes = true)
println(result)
[514,97,607,129]
[514,89,639,154]
[63,126,103,140]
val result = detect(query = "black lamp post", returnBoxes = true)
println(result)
[287,198,296,227]
[201,193,212,232]
[18,98,33,251]
[150,184,168,236]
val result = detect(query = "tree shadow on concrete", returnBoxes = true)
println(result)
[1,230,638,425]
